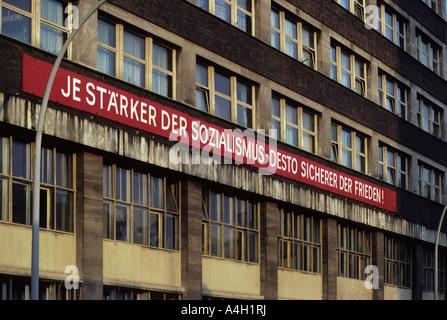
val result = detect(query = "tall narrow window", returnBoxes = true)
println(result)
[0,136,74,231]
[271,96,318,154]
[337,224,371,280]
[376,4,406,49]
[103,164,180,250]
[331,44,367,97]
[333,0,365,20]
[97,18,176,98]
[378,144,408,189]
[270,9,318,70]
[331,123,367,173]
[196,0,255,35]
[384,236,412,288]
[202,189,259,263]
[378,73,407,119]
[278,209,322,273]
[1,0,71,56]
[421,0,439,13]
[417,96,442,138]
[417,162,442,202]
[415,32,441,75]
[196,62,255,128]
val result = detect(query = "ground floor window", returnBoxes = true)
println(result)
[278,209,321,273]
[103,286,181,300]
[202,189,259,263]
[0,135,75,232]
[337,224,371,280]
[384,236,412,288]
[102,164,180,250]
[0,276,78,300]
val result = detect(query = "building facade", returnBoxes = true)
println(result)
[0,0,446,300]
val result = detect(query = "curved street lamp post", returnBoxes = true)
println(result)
[31,0,108,300]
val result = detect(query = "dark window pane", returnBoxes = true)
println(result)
[12,182,31,225]
[2,8,31,45]
[56,189,73,232]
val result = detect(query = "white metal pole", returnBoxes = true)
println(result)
[31,0,108,301]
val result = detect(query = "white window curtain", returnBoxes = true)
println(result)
[40,0,65,55]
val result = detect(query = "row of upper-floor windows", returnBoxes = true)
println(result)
[0,2,444,128]
[1,4,446,197]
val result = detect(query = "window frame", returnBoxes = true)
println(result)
[417,162,442,202]
[417,96,442,138]
[196,0,255,35]
[0,136,76,232]
[195,62,256,129]
[278,209,322,274]
[415,32,441,75]
[331,44,368,97]
[202,189,260,263]
[333,0,365,20]
[0,0,72,57]
[378,144,408,190]
[378,73,407,119]
[271,95,318,154]
[337,223,372,280]
[270,8,318,70]
[331,123,367,173]
[102,164,181,250]
[97,17,176,98]
[376,3,406,49]
[384,236,412,288]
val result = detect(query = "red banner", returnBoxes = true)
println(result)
[22,54,396,212]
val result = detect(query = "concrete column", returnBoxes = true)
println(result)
[371,231,385,300]
[176,47,197,108]
[317,26,332,78]
[71,0,100,69]
[260,201,279,300]
[76,152,104,300]
[322,217,338,300]
[255,0,272,45]
[368,134,379,179]
[181,179,203,300]
[412,243,424,300]
[256,80,272,133]
[318,111,332,160]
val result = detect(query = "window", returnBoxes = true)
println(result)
[331,44,367,97]
[271,96,317,154]
[375,4,406,49]
[337,224,371,280]
[421,0,439,13]
[417,96,442,138]
[1,0,71,56]
[415,32,440,74]
[196,0,255,35]
[196,62,255,128]
[97,18,176,98]
[278,209,321,273]
[417,162,442,202]
[423,247,445,293]
[270,9,317,69]
[103,287,181,300]
[333,0,365,20]
[378,73,407,119]
[202,189,259,263]
[384,236,412,288]
[378,144,408,189]
[103,165,180,250]
[331,123,367,173]
[0,136,74,232]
